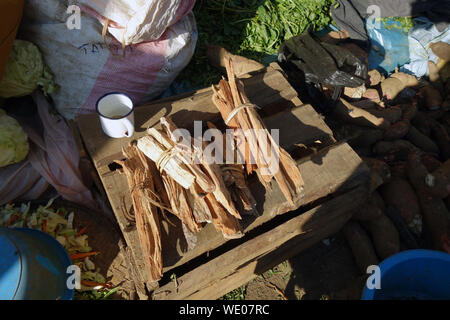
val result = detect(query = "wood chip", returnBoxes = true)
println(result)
[117,144,163,283]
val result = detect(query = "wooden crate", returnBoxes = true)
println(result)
[75,63,370,300]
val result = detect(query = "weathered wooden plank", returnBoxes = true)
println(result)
[263,104,335,150]
[152,185,368,300]
[90,103,339,285]
[101,142,369,278]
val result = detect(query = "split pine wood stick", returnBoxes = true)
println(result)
[244,102,297,204]
[226,58,260,173]
[205,193,243,239]
[201,155,242,220]
[278,148,305,195]
[160,117,215,193]
[148,160,171,211]
[144,127,215,193]
[187,184,213,223]
[207,121,257,214]
[226,57,243,108]
[137,132,195,189]
[159,171,201,251]
[212,84,255,173]
[160,172,201,234]
[118,144,163,283]
[161,116,241,220]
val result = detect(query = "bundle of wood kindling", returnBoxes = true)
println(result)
[138,116,244,237]
[211,58,304,206]
[121,113,260,282]
[119,123,251,280]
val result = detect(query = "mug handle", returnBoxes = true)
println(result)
[120,118,134,138]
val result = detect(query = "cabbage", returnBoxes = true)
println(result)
[0,40,57,98]
[0,109,29,167]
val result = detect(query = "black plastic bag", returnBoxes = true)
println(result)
[279,31,367,87]
[278,32,368,113]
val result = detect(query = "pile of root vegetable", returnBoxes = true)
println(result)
[119,59,303,283]
[327,45,450,274]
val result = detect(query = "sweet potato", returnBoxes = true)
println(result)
[442,98,450,112]
[380,177,422,235]
[441,112,450,128]
[381,77,405,100]
[425,159,450,199]
[379,148,413,164]
[389,161,408,179]
[390,72,420,87]
[406,152,450,253]
[351,128,384,149]
[405,125,440,155]
[373,140,418,156]
[428,61,445,95]
[430,41,450,61]
[420,85,443,110]
[368,69,383,86]
[429,118,450,161]
[353,190,385,221]
[335,124,383,149]
[355,147,373,158]
[344,85,366,99]
[424,109,445,120]
[385,206,420,249]
[428,61,441,84]
[411,112,431,136]
[362,158,391,191]
[399,102,418,121]
[421,154,442,173]
[352,99,384,109]
[383,120,410,140]
[363,214,400,260]
[343,221,380,274]
[365,106,403,124]
[445,196,450,212]
[363,88,381,102]
[381,72,419,100]
[332,98,390,129]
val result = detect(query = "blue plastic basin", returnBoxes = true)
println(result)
[362,249,450,300]
[0,227,74,300]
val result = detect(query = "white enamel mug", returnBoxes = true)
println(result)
[96,92,135,138]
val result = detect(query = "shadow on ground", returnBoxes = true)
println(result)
[244,232,365,300]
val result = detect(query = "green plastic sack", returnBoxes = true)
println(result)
[0,40,57,98]
[0,108,29,167]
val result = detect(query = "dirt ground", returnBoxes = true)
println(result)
[240,232,366,300]
[101,228,367,300]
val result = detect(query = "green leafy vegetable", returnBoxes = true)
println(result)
[0,40,58,98]
[178,0,335,87]
[0,108,29,167]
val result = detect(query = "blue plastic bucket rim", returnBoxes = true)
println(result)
[1,227,75,300]
[361,249,450,300]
